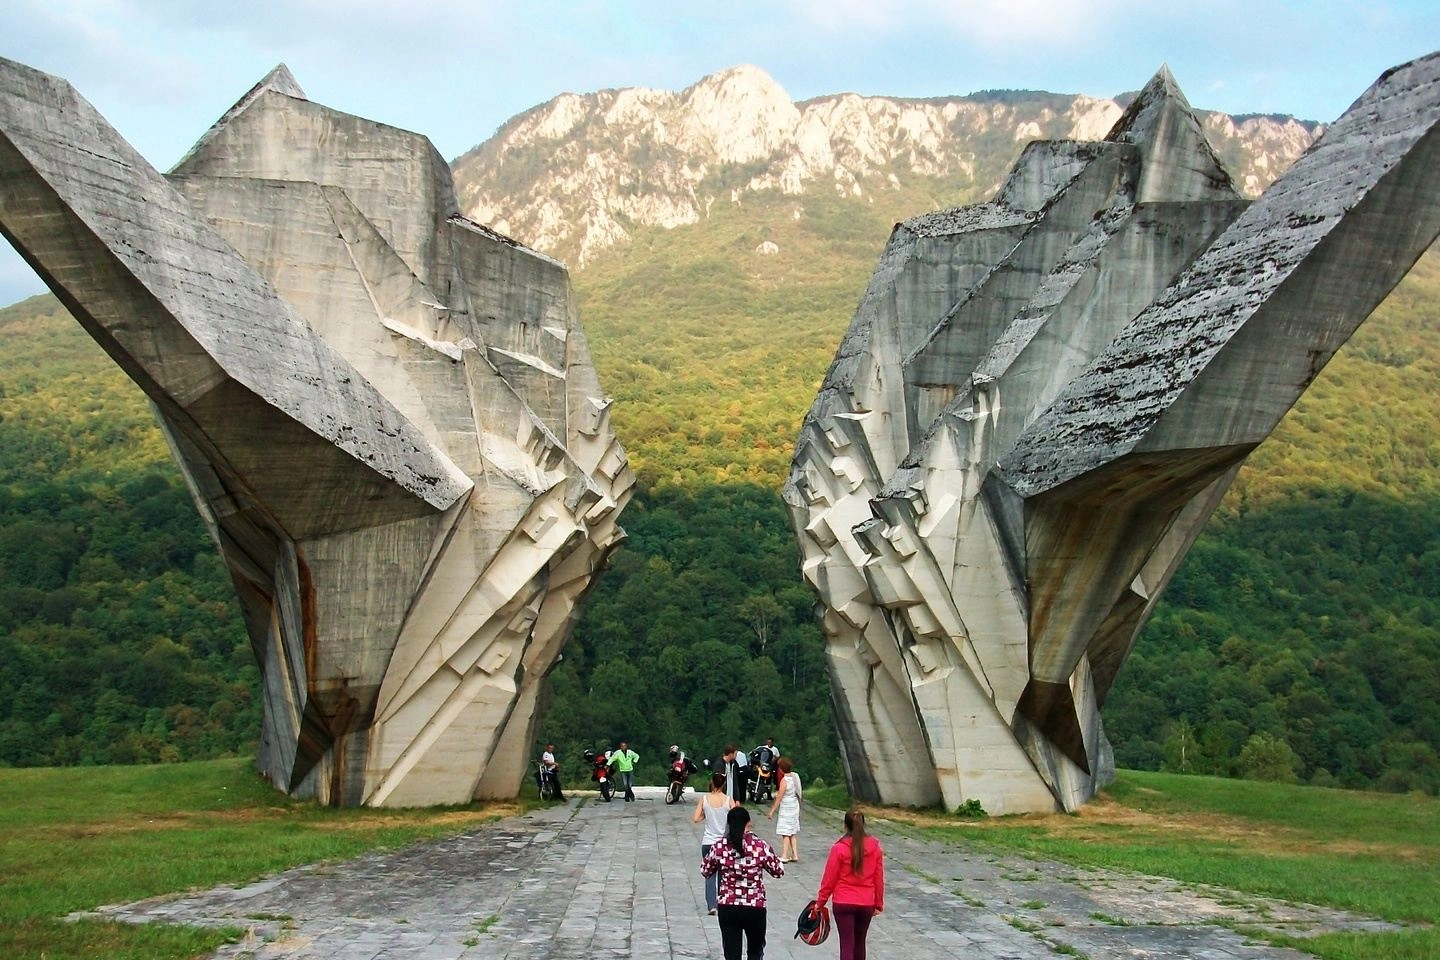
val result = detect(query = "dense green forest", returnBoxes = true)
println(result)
[1,187,1438,794]
[1103,250,1440,792]
[0,297,260,767]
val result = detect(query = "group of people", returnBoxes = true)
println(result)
[540,735,883,957]
[696,746,883,960]
[712,738,784,798]
[538,739,641,803]
[540,736,782,807]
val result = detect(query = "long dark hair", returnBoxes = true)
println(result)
[710,771,727,792]
[726,805,750,853]
[844,808,867,873]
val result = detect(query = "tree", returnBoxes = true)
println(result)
[1163,717,1198,774]
[1240,732,1301,783]
[737,592,786,655]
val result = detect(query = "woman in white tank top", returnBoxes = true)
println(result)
[693,771,738,914]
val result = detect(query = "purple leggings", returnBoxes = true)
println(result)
[833,903,876,960]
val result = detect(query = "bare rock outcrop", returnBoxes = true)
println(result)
[454,65,1323,267]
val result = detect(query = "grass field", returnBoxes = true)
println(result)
[0,759,518,960]
[828,771,1439,960]
[3,762,1436,960]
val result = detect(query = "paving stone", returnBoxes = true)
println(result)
[74,785,1403,958]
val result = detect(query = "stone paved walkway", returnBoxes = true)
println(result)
[85,786,1398,958]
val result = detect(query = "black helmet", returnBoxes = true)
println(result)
[583,749,595,761]
[795,900,830,945]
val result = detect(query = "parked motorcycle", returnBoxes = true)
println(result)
[747,745,777,804]
[665,746,698,805]
[584,748,616,801]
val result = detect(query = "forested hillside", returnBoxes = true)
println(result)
[543,189,1440,792]
[0,297,259,767]
[1104,250,1440,792]
[2,130,1438,794]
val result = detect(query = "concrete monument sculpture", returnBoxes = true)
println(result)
[785,54,1440,814]
[0,59,633,806]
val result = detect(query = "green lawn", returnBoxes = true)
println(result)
[5,761,1436,960]
[0,758,516,960]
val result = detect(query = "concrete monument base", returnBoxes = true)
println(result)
[785,54,1440,813]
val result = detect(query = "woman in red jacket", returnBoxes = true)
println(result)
[814,808,884,960]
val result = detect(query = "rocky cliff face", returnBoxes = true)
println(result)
[452,65,1322,267]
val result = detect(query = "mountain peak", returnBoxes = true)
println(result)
[678,64,798,164]
[453,66,1317,267]
[694,63,784,91]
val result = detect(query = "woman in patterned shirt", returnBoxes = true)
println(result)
[700,806,785,959]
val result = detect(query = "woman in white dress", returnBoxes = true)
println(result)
[766,756,802,862]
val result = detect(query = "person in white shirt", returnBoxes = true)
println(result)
[541,742,565,801]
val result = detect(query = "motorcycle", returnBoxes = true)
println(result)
[747,746,776,804]
[665,747,698,805]
[584,748,617,801]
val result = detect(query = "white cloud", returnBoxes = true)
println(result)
[2,0,201,102]
[3,0,1436,174]
[786,0,898,33]
[114,0,511,60]
[788,0,1151,50]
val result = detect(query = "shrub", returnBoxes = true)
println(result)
[954,798,987,819]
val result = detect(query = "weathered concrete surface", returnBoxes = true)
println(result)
[82,790,1400,959]
[784,55,1440,814]
[0,59,632,807]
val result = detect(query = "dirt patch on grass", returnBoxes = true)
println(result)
[49,801,518,839]
[854,796,1429,862]
[304,807,516,831]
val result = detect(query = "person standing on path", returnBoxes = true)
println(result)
[718,744,748,803]
[610,740,639,802]
[692,771,738,915]
[757,736,781,793]
[541,742,565,801]
[701,806,784,960]
[814,808,884,960]
[765,756,801,862]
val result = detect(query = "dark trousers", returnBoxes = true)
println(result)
[723,761,746,802]
[535,769,564,800]
[834,903,875,960]
[621,770,635,800]
[716,904,766,960]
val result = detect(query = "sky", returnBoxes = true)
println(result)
[2,0,1438,306]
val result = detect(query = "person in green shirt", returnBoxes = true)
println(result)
[610,740,639,801]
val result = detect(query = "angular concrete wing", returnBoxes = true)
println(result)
[785,53,1440,813]
[0,58,632,805]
